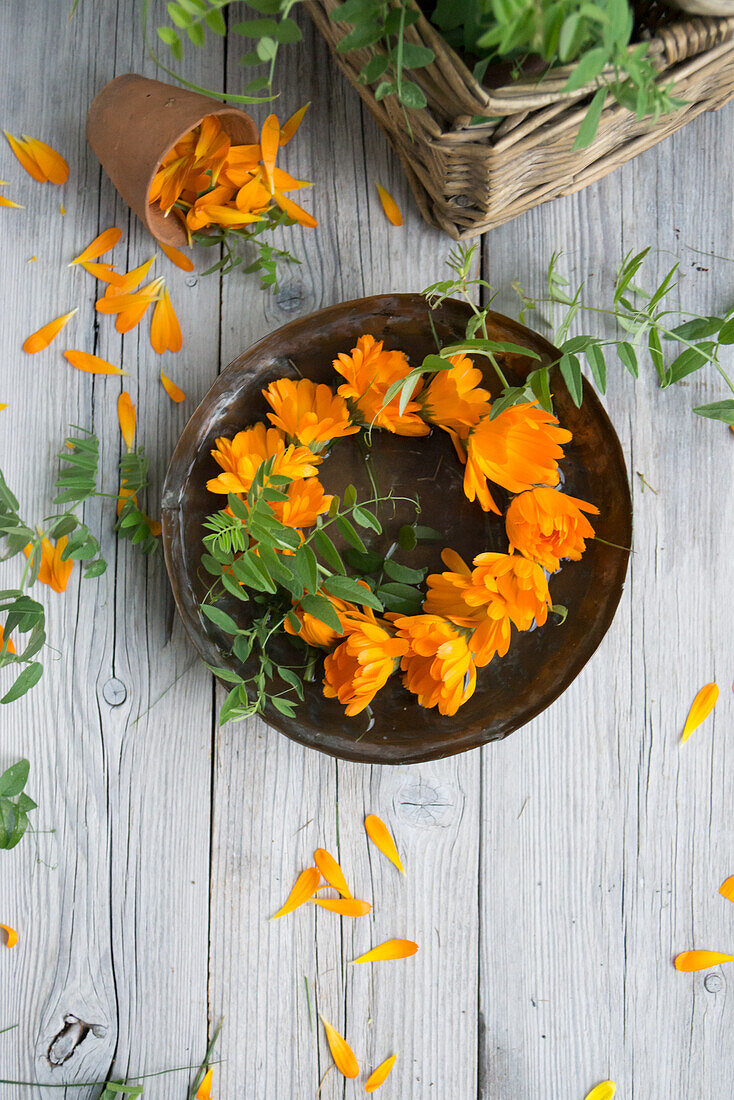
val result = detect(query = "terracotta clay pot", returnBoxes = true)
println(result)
[86,73,258,247]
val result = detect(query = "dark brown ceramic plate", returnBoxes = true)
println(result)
[162,294,631,765]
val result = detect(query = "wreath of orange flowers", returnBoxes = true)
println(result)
[207,334,599,719]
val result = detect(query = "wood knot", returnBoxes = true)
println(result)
[394,778,458,827]
[47,1014,106,1067]
[275,282,306,313]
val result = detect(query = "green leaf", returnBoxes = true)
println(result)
[664,317,723,342]
[692,400,734,425]
[344,547,384,574]
[322,574,383,610]
[527,366,553,412]
[205,9,227,34]
[376,582,423,614]
[83,559,108,579]
[564,47,607,92]
[204,662,244,684]
[413,525,443,541]
[573,87,607,150]
[336,21,383,51]
[1,661,43,704]
[551,603,569,624]
[186,21,206,46]
[617,341,639,378]
[351,505,382,533]
[383,559,426,584]
[312,529,345,574]
[279,667,304,699]
[166,2,190,28]
[648,327,666,385]
[398,80,427,109]
[397,524,417,551]
[294,545,319,593]
[0,759,29,797]
[360,54,389,83]
[585,343,607,393]
[300,594,343,634]
[256,35,278,60]
[399,43,434,69]
[271,696,297,717]
[718,316,734,344]
[201,604,240,635]
[559,353,583,406]
[336,516,367,553]
[666,342,714,386]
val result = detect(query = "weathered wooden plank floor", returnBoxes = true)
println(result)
[0,2,732,1098]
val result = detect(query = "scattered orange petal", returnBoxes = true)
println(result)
[0,404,7,413]
[272,866,321,919]
[585,1084,616,1100]
[280,104,309,145]
[320,1016,359,1079]
[79,261,125,285]
[195,1067,213,1099]
[314,848,352,898]
[376,183,403,227]
[69,226,122,265]
[160,371,185,403]
[23,309,77,354]
[1,924,18,949]
[260,113,280,193]
[148,517,162,539]
[64,350,127,376]
[272,189,317,228]
[150,287,183,354]
[117,392,136,450]
[27,256,37,262]
[365,1053,397,1092]
[107,256,156,296]
[351,940,418,964]
[364,815,404,874]
[681,682,719,743]
[159,241,194,272]
[4,132,49,183]
[674,950,734,972]
[20,135,69,184]
[0,193,23,209]
[312,898,371,917]
[60,204,66,215]
[719,877,734,903]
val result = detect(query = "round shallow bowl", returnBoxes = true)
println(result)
[162,294,631,765]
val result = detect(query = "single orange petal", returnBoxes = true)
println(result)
[681,682,719,743]
[350,939,418,964]
[272,190,317,228]
[106,256,157,296]
[272,866,321,919]
[312,898,371,917]
[314,848,352,898]
[674,950,734,972]
[160,370,186,403]
[365,1053,398,1092]
[196,1067,213,1100]
[159,241,194,272]
[150,288,183,354]
[280,104,309,145]
[364,815,404,874]
[0,193,23,209]
[147,517,162,539]
[117,392,136,450]
[79,261,125,285]
[260,113,280,193]
[320,1016,359,1079]
[69,227,122,265]
[0,404,7,412]
[23,309,77,354]
[584,1084,616,1100]
[719,877,734,903]
[4,131,45,182]
[64,350,127,376]
[21,135,69,185]
[1,924,19,949]
[376,183,403,227]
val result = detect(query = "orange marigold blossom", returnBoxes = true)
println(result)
[421,550,514,669]
[323,610,408,716]
[505,486,599,572]
[23,309,77,354]
[263,377,359,449]
[4,131,68,184]
[284,591,367,648]
[422,353,491,434]
[23,536,73,593]
[333,334,429,436]
[207,423,320,496]
[150,287,183,354]
[270,476,332,528]
[463,402,572,513]
[464,552,552,632]
[392,614,476,716]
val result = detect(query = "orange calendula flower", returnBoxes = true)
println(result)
[585,1083,615,1100]
[674,950,734,972]
[392,614,476,715]
[23,309,77,354]
[207,423,319,497]
[364,814,404,874]
[0,625,16,655]
[376,183,403,227]
[64,350,127,376]
[719,877,734,903]
[365,1053,398,1093]
[505,486,599,572]
[314,848,352,897]
[117,392,136,450]
[323,611,408,717]
[4,131,68,184]
[24,536,73,593]
[333,334,429,437]
[312,898,371,916]
[681,682,719,743]
[351,939,419,964]
[69,227,122,265]
[96,277,164,334]
[160,370,186,403]
[159,241,194,272]
[150,287,183,354]
[422,353,491,435]
[320,1016,359,1079]
[1,924,19,948]
[263,378,359,449]
[420,550,514,668]
[464,552,551,632]
[272,866,321,919]
[284,593,353,649]
[195,1067,213,1099]
[463,402,572,514]
[270,477,332,528]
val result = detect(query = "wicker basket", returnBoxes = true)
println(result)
[306,0,734,238]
